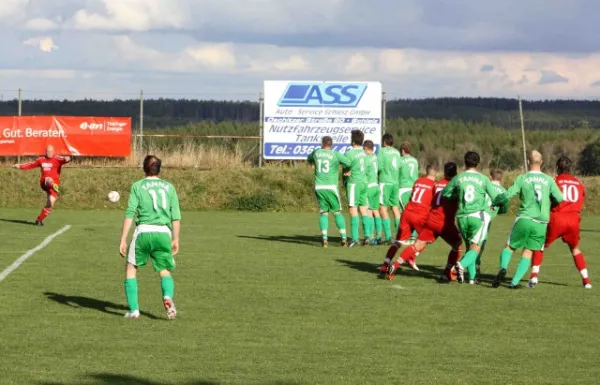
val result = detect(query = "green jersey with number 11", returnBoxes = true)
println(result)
[501,171,563,223]
[399,155,419,188]
[307,148,350,186]
[125,178,181,228]
[377,147,401,185]
[442,170,501,217]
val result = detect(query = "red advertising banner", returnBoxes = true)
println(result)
[0,116,131,156]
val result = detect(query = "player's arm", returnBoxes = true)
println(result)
[549,179,563,206]
[493,176,522,207]
[59,155,72,164]
[441,176,457,200]
[14,158,41,170]
[119,185,139,257]
[306,149,316,165]
[170,187,182,256]
[336,152,351,168]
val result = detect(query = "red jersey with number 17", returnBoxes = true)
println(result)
[426,178,459,225]
[404,177,436,217]
[19,156,68,185]
[552,174,585,214]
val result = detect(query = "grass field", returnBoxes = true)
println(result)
[1,210,600,385]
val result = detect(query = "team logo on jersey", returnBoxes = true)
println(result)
[278,83,367,108]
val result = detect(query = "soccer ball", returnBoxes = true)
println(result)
[107,191,120,203]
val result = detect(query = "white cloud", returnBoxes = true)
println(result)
[184,44,237,69]
[23,36,58,52]
[24,18,59,31]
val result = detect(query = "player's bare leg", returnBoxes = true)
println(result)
[509,249,533,288]
[159,269,177,320]
[124,263,140,319]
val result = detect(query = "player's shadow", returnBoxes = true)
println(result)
[44,292,160,320]
[0,218,36,226]
[581,229,600,233]
[238,234,341,247]
[40,373,301,385]
[336,259,381,275]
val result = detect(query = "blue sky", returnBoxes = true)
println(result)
[1,0,599,100]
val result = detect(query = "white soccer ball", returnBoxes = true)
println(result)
[107,191,120,203]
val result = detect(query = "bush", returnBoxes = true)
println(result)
[579,140,600,176]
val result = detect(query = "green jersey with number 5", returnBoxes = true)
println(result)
[442,170,501,217]
[503,171,563,223]
[125,178,182,228]
[377,147,401,185]
[344,147,368,184]
[307,148,351,186]
[399,155,419,188]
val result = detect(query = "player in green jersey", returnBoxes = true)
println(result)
[474,168,507,281]
[377,134,402,243]
[119,155,181,319]
[492,151,563,289]
[343,130,373,247]
[363,140,381,245]
[442,151,504,284]
[307,136,351,248]
[398,141,419,244]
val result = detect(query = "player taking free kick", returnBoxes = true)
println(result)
[119,155,181,319]
[307,136,351,247]
[13,145,71,226]
[528,156,590,289]
[492,151,563,289]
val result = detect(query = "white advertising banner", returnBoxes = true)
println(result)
[262,81,382,159]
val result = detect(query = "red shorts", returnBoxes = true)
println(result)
[545,212,580,249]
[40,179,59,198]
[396,211,427,241]
[418,219,462,246]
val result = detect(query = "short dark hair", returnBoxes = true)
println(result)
[464,151,480,169]
[400,141,412,155]
[490,168,504,182]
[556,156,572,174]
[444,162,458,179]
[363,140,374,151]
[426,164,438,174]
[143,155,162,176]
[321,136,333,148]
[382,133,394,146]
[351,130,364,146]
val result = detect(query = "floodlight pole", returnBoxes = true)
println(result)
[139,90,144,167]
[518,95,528,172]
[18,88,22,163]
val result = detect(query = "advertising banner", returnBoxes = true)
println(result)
[0,116,131,156]
[263,81,382,159]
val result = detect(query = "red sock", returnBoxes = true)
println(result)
[400,246,417,265]
[530,251,544,279]
[37,208,51,222]
[573,253,590,284]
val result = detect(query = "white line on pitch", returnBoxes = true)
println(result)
[0,225,71,283]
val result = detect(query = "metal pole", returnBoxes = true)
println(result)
[139,90,144,167]
[258,91,264,167]
[382,91,387,135]
[18,88,22,163]
[518,95,528,172]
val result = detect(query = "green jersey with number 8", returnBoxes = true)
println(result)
[503,171,563,223]
[125,178,182,227]
[442,170,501,217]
[307,148,350,186]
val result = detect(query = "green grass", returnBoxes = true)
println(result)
[1,210,600,385]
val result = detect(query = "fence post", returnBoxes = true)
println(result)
[18,88,22,163]
[139,90,144,167]
[258,91,264,167]
[518,95,528,172]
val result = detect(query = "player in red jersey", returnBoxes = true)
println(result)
[386,162,463,281]
[13,145,71,226]
[528,156,591,289]
[379,164,437,278]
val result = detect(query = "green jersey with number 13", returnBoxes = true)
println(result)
[307,148,351,186]
[442,170,501,217]
[125,178,182,228]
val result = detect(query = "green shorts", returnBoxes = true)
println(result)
[367,184,380,210]
[127,225,175,272]
[379,183,399,207]
[399,187,412,210]
[507,217,547,251]
[346,182,367,208]
[457,212,491,246]
[315,186,342,213]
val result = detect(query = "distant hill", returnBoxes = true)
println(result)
[1,97,599,130]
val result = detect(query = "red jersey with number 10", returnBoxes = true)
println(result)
[552,173,585,214]
[426,178,459,225]
[19,156,68,185]
[404,177,436,217]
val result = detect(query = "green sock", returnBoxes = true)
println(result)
[467,263,477,280]
[161,276,175,299]
[382,218,392,240]
[410,229,418,241]
[374,217,382,239]
[394,218,400,233]
[511,257,531,286]
[319,214,329,240]
[459,249,479,269]
[351,216,359,241]
[334,213,347,239]
[500,248,513,270]
[124,278,139,311]
[362,216,374,239]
